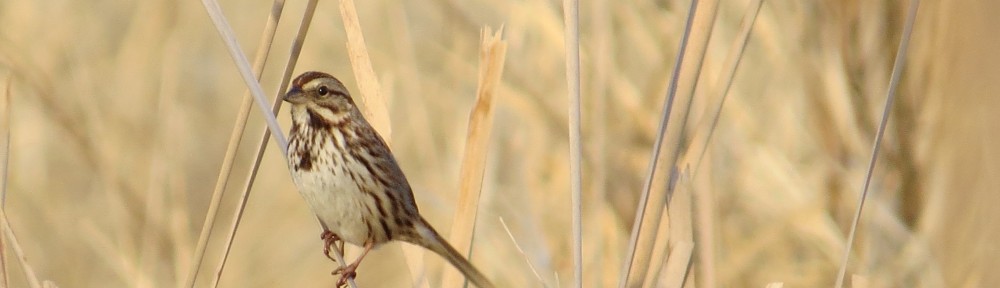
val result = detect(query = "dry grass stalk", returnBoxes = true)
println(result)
[198,0,289,151]
[621,0,719,285]
[499,217,546,285]
[764,283,784,288]
[834,0,921,286]
[0,75,9,205]
[184,1,287,286]
[0,210,40,288]
[680,1,764,286]
[683,0,764,175]
[338,0,392,141]
[618,0,699,283]
[3,0,986,286]
[561,0,584,286]
[692,166,715,288]
[441,26,507,288]
[208,1,325,287]
[0,75,9,288]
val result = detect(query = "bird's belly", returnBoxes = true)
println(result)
[291,168,379,246]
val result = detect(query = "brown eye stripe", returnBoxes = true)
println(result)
[292,71,335,88]
[329,89,349,98]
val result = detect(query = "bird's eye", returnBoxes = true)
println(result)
[317,86,329,96]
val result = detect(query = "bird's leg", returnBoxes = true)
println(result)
[333,240,374,287]
[320,230,343,262]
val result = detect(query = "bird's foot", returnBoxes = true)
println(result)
[320,231,342,262]
[332,262,359,287]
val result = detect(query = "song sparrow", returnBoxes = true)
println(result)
[284,71,494,288]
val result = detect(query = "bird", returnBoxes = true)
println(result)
[284,71,494,287]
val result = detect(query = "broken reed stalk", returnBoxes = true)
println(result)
[441,26,507,288]
[645,171,696,287]
[561,0,584,287]
[833,0,921,287]
[184,0,286,286]
[619,0,719,286]
[338,0,392,142]
[209,0,320,287]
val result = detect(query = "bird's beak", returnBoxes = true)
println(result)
[284,87,306,104]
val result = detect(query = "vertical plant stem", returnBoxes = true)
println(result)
[562,0,584,287]
[682,2,763,286]
[618,0,709,286]
[185,1,286,286]
[209,0,321,287]
[833,0,921,287]
[0,75,11,288]
[0,75,9,206]
[687,0,764,176]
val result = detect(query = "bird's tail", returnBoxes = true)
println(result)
[408,218,495,288]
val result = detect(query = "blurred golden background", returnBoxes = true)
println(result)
[0,0,997,287]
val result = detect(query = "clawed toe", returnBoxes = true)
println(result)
[333,264,358,287]
[321,231,342,261]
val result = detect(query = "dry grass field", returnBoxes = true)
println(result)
[0,0,997,287]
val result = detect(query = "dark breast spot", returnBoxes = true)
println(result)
[307,108,332,131]
[296,149,313,171]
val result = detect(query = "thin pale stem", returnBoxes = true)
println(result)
[185,0,285,286]
[562,0,584,287]
[1,75,9,206]
[499,217,547,286]
[685,3,763,286]
[209,0,327,287]
[0,75,11,288]
[198,0,288,151]
[833,0,921,287]
[618,1,701,286]
[690,0,764,176]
